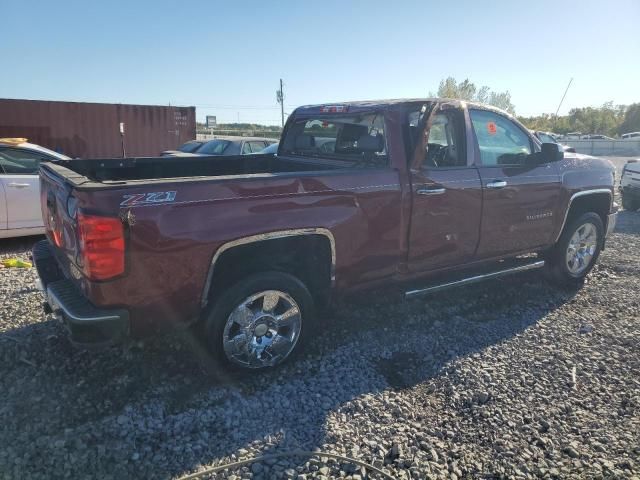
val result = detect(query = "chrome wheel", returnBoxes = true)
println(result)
[222,290,302,368]
[566,222,598,275]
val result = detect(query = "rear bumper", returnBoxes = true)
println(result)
[32,240,129,348]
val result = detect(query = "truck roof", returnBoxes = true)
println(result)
[293,97,512,116]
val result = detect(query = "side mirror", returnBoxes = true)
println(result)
[541,142,564,163]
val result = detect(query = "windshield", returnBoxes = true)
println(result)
[195,140,230,155]
[22,143,71,160]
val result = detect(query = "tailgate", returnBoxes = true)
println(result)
[39,166,83,283]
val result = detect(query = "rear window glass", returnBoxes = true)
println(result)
[178,141,202,153]
[196,140,230,155]
[280,113,387,167]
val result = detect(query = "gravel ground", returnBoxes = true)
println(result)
[1,213,639,479]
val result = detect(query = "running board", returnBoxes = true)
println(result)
[404,260,545,299]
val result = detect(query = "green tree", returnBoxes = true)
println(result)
[431,76,516,114]
[518,102,630,136]
[619,103,640,134]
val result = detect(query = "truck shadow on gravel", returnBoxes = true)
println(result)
[0,268,584,478]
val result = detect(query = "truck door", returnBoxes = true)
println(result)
[408,104,483,272]
[469,109,562,258]
[0,179,6,231]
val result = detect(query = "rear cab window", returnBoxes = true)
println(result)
[280,110,388,169]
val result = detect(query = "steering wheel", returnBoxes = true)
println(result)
[427,144,448,167]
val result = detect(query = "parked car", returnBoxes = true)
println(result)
[0,138,70,239]
[533,131,576,153]
[33,99,617,372]
[621,132,640,140]
[582,134,615,140]
[259,142,279,154]
[160,140,204,156]
[164,137,276,157]
[620,159,640,211]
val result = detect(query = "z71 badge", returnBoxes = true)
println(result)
[120,191,177,207]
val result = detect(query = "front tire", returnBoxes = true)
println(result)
[203,271,315,371]
[546,212,604,286]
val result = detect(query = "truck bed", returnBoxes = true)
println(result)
[48,154,345,185]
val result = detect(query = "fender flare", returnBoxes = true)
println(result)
[200,228,336,307]
[554,189,612,243]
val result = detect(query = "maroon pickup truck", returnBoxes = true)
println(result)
[34,99,617,371]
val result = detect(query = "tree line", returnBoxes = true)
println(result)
[434,77,639,136]
[194,78,640,137]
[518,103,640,136]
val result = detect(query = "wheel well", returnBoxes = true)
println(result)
[206,235,333,306]
[566,192,611,228]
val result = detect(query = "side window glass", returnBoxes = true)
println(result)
[407,108,466,168]
[470,110,532,166]
[0,148,43,174]
[241,142,252,154]
[248,141,266,152]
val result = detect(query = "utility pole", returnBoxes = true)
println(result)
[553,78,573,129]
[276,78,285,127]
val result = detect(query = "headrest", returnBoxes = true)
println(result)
[295,134,316,149]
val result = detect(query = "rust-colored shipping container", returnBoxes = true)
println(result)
[0,98,195,158]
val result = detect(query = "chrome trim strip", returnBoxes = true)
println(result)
[416,187,446,195]
[201,228,336,307]
[554,189,612,243]
[404,260,545,299]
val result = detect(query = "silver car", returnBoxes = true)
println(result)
[0,138,70,239]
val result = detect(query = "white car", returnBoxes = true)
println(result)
[621,132,640,140]
[0,138,70,239]
[620,159,640,211]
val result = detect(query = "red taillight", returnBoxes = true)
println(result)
[77,213,125,280]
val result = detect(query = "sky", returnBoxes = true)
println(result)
[2,0,639,124]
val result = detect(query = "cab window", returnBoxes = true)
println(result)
[408,107,467,168]
[280,113,388,168]
[247,141,267,153]
[470,110,532,166]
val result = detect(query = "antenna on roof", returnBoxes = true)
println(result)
[553,78,573,128]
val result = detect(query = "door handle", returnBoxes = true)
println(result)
[416,186,446,196]
[7,182,30,188]
[486,180,507,189]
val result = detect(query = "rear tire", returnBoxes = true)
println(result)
[202,271,315,372]
[546,212,604,287]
